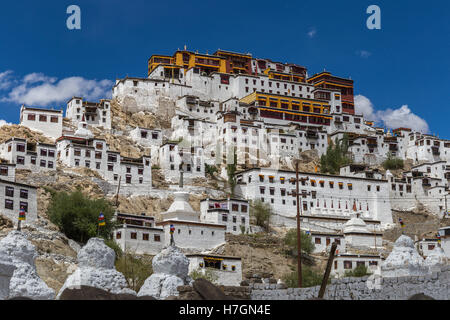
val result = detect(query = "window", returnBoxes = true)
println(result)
[39,115,47,122]
[130,232,137,240]
[5,199,13,210]
[17,144,25,152]
[0,166,8,176]
[50,116,59,123]
[20,189,28,199]
[222,215,228,222]
[17,156,25,165]
[126,175,132,184]
[27,114,36,121]
[116,232,122,239]
[95,151,102,160]
[428,244,435,250]
[315,238,321,244]
[344,261,353,269]
[154,234,161,242]
[232,204,239,212]
[48,150,55,158]
[5,187,14,197]
[143,234,150,241]
[108,165,114,172]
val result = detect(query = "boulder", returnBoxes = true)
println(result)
[192,278,228,300]
[0,231,55,300]
[381,235,429,277]
[57,238,135,299]
[138,245,190,300]
[0,253,15,300]
[424,247,448,272]
[59,286,156,300]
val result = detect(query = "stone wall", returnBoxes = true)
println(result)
[250,265,450,300]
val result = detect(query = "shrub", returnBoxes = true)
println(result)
[115,253,153,292]
[249,200,273,231]
[320,135,351,174]
[344,264,371,278]
[283,229,315,256]
[205,164,219,178]
[47,190,116,244]
[189,268,219,284]
[283,265,324,288]
[382,152,404,170]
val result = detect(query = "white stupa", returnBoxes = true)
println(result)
[161,191,199,222]
[74,114,93,139]
[343,213,383,248]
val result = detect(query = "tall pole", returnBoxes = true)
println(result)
[296,160,302,288]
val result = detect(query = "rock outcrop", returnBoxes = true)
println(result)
[0,253,15,300]
[381,235,428,277]
[138,245,190,300]
[57,238,135,299]
[0,231,55,300]
[424,247,448,272]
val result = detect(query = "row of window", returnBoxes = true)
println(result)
[5,187,29,199]
[222,215,246,224]
[5,199,29,212]
[26,114,59,123]
[116,232,161,242]
[16,156,54,168]
[338,260,378,270]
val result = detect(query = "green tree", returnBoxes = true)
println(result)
[47,190,116,244]
[320,135,351,174]
[283,229,315,256]
[115,253,153,292]
[344,264,371,278]
[205,164,219,178]
[283,265,324,288]
[382,152,404,170]
[249,200,273,231]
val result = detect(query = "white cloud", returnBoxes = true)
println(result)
[23,73,57,84]
[0,72,113,106]
[355,94,429,133]
[357,50,372,58]
[0,119,12,127]
[0,70,15,90]
[307,27,317,38]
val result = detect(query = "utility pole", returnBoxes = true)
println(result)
[318,242,337,299]
[295,160,302,288]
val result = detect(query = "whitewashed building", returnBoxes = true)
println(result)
[0,179,38,226]
[438,226,450,258]
[235,167,394,227]
[156,191,226,251]
[200,198,250,234]
[187,254,242,286]
[56,135,152,195]
[0,138,57,172]
[388,162,450,216]
[113,212,164,255]
[0,163,16,183]
[332,254,382,277]
[158,141,205,182]
[19,106,63,140]
[66,97,112,130]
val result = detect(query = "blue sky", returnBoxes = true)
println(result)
[0,0,449,138]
